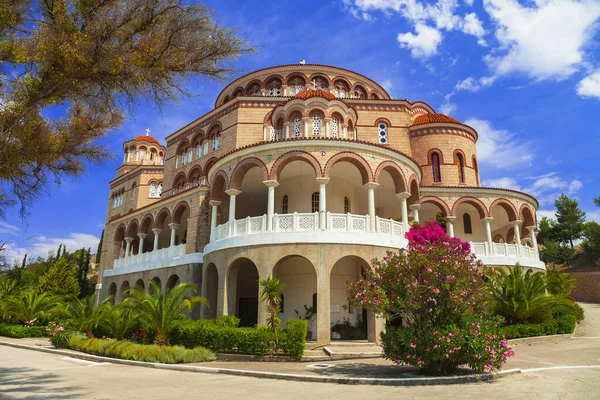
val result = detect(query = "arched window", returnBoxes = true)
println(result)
[130,149,137,160]
[463,213,472,234]
[456,153,465,183]
[344,197,350,213]
[311,192,319,213]
[282,195,288,214]
[378,122,388,144]
[268,86,281,96]
[181,149,188,165]
[431,152,441,183]
[332,118,339,138]
[139,148,146,160]
[293,117,301,137]
[196,143,202,158]
[157,183,163,197]
[203,141,209,155]
[149,182,158,198]
[269,125,276,141]
[212,135,221,151]
[188,148,193,163]
[473,157,480,186]
[312,115,321,136]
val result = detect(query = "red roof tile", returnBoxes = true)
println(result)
[133,135,162,145]
[292,89,337,101]
[413,113,460,125]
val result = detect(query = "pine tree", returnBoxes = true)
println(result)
[554,194,586,249]
[96,230,104,264]
[38,258,80,298]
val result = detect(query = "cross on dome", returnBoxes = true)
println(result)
[145,128,151,136]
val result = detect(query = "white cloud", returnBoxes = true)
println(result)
[0,221,21,236]
[4,233,100,266]
[536,209,557,221]
[440,100,457,115]
[466,118,534,169]
[482,172,584,206]
[462,12,487,45]
[483,0,600,80]
[464,0,474,6]
[456,77,481,92]
[577,69,600,99]
[397,23,443,58]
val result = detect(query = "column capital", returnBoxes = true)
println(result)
[409,204,421,211]
[225,188,241,196]
[263,180,280,188]
[396,191,411,199]
[168,223,180,230]
[137,233,148,240]
[483,217,494,222]
[316,177,330,185]
[209,200,222,207]
[526,225,538,232]
[151,228,163,235]
[124,236,134,243]
[446,216,457,221]
[363,182,380,190]
[513,219,523,226]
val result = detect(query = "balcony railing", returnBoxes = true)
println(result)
[470,241,539,261]
[211,212,407,242]
[113,243,187,269]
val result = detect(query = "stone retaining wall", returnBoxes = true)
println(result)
[570,270,600,303]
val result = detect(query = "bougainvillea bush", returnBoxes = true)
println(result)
[347,222,514,375]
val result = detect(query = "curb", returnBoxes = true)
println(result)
[508,334,572,346]
[0,340,519,386]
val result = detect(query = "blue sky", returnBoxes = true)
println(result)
[2,0,600,263]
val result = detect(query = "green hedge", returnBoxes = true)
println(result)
[0,323,48,338]
[169,319,308,359]
[500,315,577,339]
[68,335,216,363]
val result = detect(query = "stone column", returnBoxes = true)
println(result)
[151,228,162,251]
[262,125,267,141]
[483,217,494,255]
[316,178,329,230]
[209,200,221,241]
[396,192,410,231]
[325,118,331,138]
[263,180,279,231]
[284,123,290,139]
[527,225,539,256]
[137,233,147,254]
[364,182,379,232]
[316,264,330,346]
[513,220,523,256]
[303,117,309,138]
[168,223,179,247]
[343,124,348,139]
[225,189,241,237]
[185,186,209,255]
[410,204,421,224]
[124,237,134,258]
[446,216,456,238]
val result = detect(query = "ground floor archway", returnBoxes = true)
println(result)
[227,258,259,327]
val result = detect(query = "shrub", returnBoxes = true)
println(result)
[0,323,47,338]
[278,320,308,359]
[169,318,307,358]
[212,316,240,327]
[347,222,513,375]
[331,317,367,340]
[500,315,577,339]
[46,321,71,348]
[68,335,216,363]
[552,303,585,321]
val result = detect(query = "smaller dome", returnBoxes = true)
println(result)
[412,113,460,126]
[292,89,337,101]
[133,135,162,146]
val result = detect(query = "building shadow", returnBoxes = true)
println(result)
[0,367,85,399]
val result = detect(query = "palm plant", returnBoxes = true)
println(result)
[105,304,136,340]
[124,281,208,345]
[1,289,63,325]
[0,279,20,299]
[545,270,577,297]
[70,294,112,338]
[492,264,575,324]
[259,277,286,335]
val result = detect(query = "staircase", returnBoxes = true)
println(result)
[302,341,383,361]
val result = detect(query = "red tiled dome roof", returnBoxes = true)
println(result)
[412,113,460,125]
[292,89,337,101]
[133,135,161,145]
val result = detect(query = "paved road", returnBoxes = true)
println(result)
[1,303,599,400]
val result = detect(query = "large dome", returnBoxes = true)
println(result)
[133,135,162,145]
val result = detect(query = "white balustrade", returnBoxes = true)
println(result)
[113,243,186,270]
[470,241,537,260]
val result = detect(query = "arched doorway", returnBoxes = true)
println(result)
[272,255,317,340]
[227,258,259,327]
[203,263,218,319]
[119,281,130,303]
[134,279,145,291]
[108,282,117,306]
[330,255,372,341]
[149,277,161,295]
[166,274,180,290]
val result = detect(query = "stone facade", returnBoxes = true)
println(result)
[97,64,545,345]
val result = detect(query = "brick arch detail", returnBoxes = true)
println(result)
[126,219,139,237]
[187,165,203,180]
[374,118,392,127]
[519,204,536,226]
[374,161,407,194]
[210,170,229,201]
[451,196,488,219]
[230,157,269,190]
[324,151,373,185]
[204,157,218,175]
[140,214,154,234]
[270,151,323,181]
[113,224,126,241]
[419,196,451,217]
[155,207,172,228]
[407,175,420,204]
[489,198,518,221]
[173,201,191,224]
